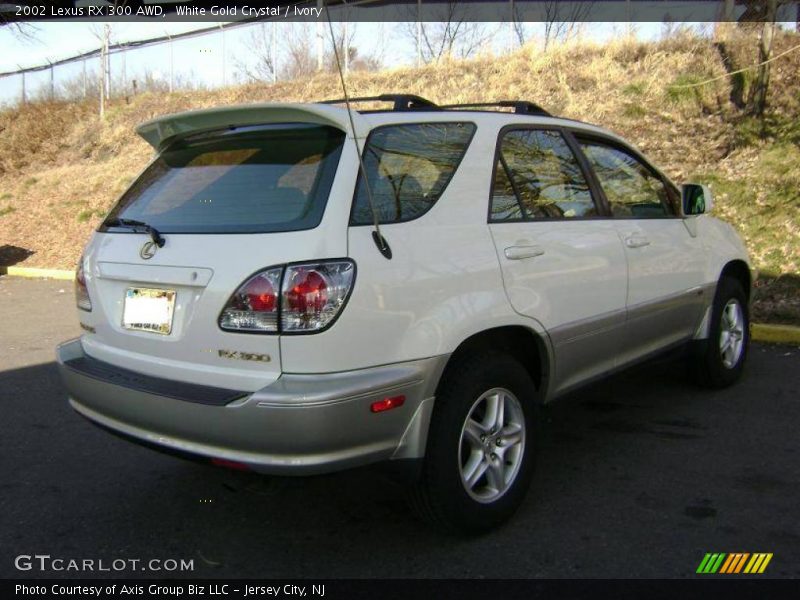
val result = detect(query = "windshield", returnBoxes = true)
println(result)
[102,123,345,234]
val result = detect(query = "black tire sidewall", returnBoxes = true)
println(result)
[421,353,539,533]
[703,277,749,387]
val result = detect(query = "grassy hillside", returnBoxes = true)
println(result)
[1,30,798,324]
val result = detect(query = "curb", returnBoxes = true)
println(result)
[1,267,798,344]
[751,323,800,345]
[0,266,75,280]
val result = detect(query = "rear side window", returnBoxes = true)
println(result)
[351,122,476,225]
[490,129,596,221]
[102,124,345,234]
[579,141,677,218]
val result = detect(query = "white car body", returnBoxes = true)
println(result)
[56,100,753,480]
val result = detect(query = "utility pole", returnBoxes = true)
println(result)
[272,22,278,83]
[220,24,227,86]
[417,0,422,67]
[104,24,111,100]
[509,0,515,53]
[99,37,105,117]
[82,59,87,98]
[19,67,26,105]
[48,60,54,99]
[316,0,324,71]
[168,33,174,93]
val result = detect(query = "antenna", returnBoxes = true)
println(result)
[322,1,392,260]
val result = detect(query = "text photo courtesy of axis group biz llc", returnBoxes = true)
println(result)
[1,0,800,598]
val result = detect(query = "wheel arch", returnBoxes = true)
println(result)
[719,259,752,303]
[436,326,549,403]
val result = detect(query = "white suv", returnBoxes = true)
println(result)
[57,95,752,532]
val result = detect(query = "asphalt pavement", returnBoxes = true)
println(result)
[1,276,798,579]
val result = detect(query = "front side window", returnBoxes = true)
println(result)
[490,129,595,221]
[351,122,476,225]
[102,123,345,234]
[579,141,677,218]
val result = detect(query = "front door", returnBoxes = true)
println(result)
[577,138,706,364]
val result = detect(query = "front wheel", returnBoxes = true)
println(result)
[691,276,749,388]
[409,352,538,534]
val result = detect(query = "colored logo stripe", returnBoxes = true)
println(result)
[744,553,773,574]
[697,552,773,574]
[697,553,726,573]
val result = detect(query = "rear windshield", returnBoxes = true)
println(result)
[102,123,345,234]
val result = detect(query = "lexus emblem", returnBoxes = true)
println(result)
[140,241,157,260]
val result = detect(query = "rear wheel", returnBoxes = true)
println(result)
[691,276,749,388]
[409,352,538,534]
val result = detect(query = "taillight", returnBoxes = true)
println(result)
[75,254,92,312]
[219,268,282,332]
[219,260,355,334]
[282,261,354,333]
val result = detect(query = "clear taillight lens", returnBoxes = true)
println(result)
[218,260,355,334]
[219,268,282,332]
[281,261,355,333]
[75,254,92,312]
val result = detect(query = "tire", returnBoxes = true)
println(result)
[691,276,749,388]
[409,351,538,534]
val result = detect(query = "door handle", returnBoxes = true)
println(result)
[625,236,651,249]
[504,245,545,260]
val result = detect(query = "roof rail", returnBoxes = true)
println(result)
[438,101,551,116]
[320,94,439,111]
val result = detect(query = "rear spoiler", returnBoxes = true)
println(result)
[135,103,367,152]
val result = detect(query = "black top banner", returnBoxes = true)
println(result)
[2,0,799,23]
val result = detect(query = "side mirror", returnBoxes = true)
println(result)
[682,183,714,216]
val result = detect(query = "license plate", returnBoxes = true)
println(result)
[122,288,176,335]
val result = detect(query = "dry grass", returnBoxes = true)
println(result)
[1,30,798,321]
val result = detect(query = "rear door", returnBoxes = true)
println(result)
[487,126,628,395]
[80,122,350,392]
[576,137,706,363]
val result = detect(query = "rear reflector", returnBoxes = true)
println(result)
[370,395,406,413]
[210,458,251,471]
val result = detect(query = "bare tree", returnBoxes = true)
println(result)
[542,1,594,50]
[403,2,494,64]
[236,22,382,83]
[235,24,277,83]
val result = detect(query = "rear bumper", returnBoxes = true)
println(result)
[57,338,446,475]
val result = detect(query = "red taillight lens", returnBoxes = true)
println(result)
[242,274,277,312]
[219,268,282,332]
[285,270,328,313]
[75,254,92,312]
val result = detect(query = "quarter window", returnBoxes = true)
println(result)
[490,129,596,221]
[351,122,476,225]
[579,141,677,217]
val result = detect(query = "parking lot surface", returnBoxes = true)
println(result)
[1,276,798,578]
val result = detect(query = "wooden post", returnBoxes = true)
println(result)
[20,69,26,105]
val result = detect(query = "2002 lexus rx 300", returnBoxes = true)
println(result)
[57,95,753,532]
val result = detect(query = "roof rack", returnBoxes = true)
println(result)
[319,95,552,117]
[438,101,551,116]
[320,94,439,111]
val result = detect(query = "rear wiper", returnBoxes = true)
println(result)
[105,218,165,248]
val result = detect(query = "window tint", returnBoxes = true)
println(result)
[103,124,345,234]
[351,122,476,225]
[490,129,595,221]
[580,142,676,218]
